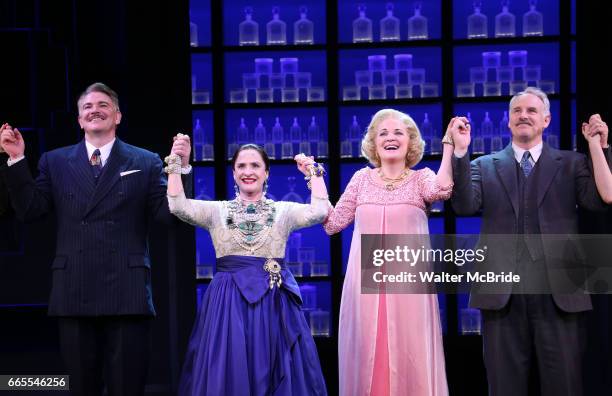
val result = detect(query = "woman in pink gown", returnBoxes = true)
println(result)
[325,109,468,396]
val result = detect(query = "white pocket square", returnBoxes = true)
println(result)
[120,170,141,177]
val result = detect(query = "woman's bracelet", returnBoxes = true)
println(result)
[164,153,182,174]
[441,131,454,146]
[304,162,326,190]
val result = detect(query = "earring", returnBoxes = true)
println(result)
[263,179,268,197]
[234,183,239,198]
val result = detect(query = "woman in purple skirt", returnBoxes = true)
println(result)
[166,138,329,396]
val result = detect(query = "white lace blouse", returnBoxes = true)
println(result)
[168,192,330,258]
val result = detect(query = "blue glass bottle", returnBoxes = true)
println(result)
[352,4,373,43]
[294,6,314,45]
[380,3,400,42]
[239,7,259,46]
[495,0,516,38]
[267,6,287,45]
[467,1,488,39]
[407,2,428,40]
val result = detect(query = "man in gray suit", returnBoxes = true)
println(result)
[450,87,610,395]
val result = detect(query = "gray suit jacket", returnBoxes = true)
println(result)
[451,143,610,312]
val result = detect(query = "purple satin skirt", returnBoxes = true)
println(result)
[178,255,328,396]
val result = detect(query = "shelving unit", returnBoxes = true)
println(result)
[187,0,576,390]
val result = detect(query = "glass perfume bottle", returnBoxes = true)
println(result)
[352,4,373,43]
[407,2,428,40]
[523,0,543,37]
[500,110,510,135]
[254,117,266,145]
[267,6,287,45]
[495,0,516,38]
[299,141,312,156]
[349,115,361,141]
[481,112,494,136]
[430,129,442,156]
[470,113,484,154]
[264,124,276,159]
[189,14,198,47]
[340,130,353,158]
[299,119,312,156]
[349,115,362,157]
[421,113,436,154]
[467,1,488,39]
[239,7,259,46]
[281,117,294,159]
[308,116,320,142]
[237,118,249,144]
[481,112,494,153]
[317,130,329,158]
[294,6,314,45]
[272,117,284,143]
[193,118,204,161]
[202,135,214,161]
[290,117,302,142]
[491,127,503,153]
[380,3,400,42]
[300,116,320,156]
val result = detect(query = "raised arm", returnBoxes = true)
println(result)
[583,115,612,204]
[282,154,331,230]
[447,116,482,215]
[166,134,217,229]
[434,117,463,190]
[323,169,363,235]
[0,123,53,221]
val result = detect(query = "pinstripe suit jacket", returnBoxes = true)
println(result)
[1,138,177,316]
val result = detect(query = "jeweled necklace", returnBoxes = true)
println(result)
[377,167,411,191]
[226,197,276,254]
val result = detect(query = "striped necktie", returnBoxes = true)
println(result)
[90,149,102,181]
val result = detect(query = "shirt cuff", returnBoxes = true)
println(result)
[180,164,193,175]
[7,156,25,166]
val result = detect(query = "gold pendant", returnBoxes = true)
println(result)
[385,183,394,191]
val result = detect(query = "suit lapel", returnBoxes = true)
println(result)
[67,140,96,197]
[493,145,519,218]
[536,144,562,207]
[84,139,133,216]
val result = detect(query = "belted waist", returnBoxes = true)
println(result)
[216,255,302,305]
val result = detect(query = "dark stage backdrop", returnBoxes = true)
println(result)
[0,0,611,395]
[0,0,195,394]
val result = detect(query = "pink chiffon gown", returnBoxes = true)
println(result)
[324,167,451,396]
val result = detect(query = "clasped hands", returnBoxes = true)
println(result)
[170,133,191,166]
[444,116,472,156]
[582,114,609,149]
[294,153,319,177]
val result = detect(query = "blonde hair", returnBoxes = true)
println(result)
[361,108,425,168]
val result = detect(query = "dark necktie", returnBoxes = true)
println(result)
[90,149,102,181]
[520,151,533,177]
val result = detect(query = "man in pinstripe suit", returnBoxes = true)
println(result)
[0,83,191,396]
[0,147,8,217]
